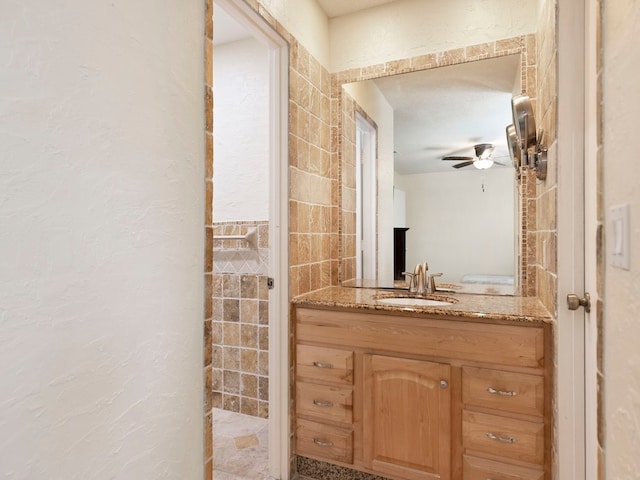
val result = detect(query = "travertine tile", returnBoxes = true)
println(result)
[223,346,240,370]
[240,373,257,398]
[241,348,258,373]
[223,370,240,395]
[223,322,240,346]
[241,299,258,324]
[240,275,257,298]
[223,299,240,322]
[241,324,258,349]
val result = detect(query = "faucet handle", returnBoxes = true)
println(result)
[428,273,443,293]
[402,271,417,293]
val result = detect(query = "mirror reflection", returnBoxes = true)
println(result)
[343,54,522,294]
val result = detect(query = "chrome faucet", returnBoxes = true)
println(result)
[403,262,428,294]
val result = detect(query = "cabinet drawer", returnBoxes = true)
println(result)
[463,455,544,480]
[463,367,544,417]
[296,382,353,424]
[296,418,353,464]
[297,344,353,385]
[463,411,544,465]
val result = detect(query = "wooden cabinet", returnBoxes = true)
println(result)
[461,366,547,477]
[295,345,355,464]
[294,306,551,480]
[363,355,451,480]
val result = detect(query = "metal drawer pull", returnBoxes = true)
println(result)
[486,432,517,444]
[312,361,334,369]
[312,399,334,408]
[487,386,517,397]
[313,438,333,447]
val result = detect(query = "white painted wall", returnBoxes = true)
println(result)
[0,1,204,478]
[213,37,270,222]
[401,168,515,283]
[329,0,538,72]
[343,81,395,281]
[260,0,330,68]
[603,1,640,477]
[393,187,407,228]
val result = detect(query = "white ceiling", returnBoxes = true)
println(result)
[371,54,521,174]
[315,0,399,18]
[214,1,521,175]
[213,3,251,45]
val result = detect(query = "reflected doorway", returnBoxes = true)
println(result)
[356,113,377,279]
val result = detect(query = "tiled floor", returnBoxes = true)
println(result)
[213,408,273,479]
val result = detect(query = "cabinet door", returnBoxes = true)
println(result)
[363,355,451,480]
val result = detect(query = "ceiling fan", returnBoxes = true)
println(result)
[441,143,506,170]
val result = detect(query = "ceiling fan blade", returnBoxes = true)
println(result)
[453,161,475,169]
[442,156,474,161]
[493,160,507,166]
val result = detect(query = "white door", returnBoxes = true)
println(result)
[557,0,599,477]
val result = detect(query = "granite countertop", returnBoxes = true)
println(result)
[292,286,554,324]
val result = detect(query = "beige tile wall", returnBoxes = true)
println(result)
[534,0,558,315]
[211,221,270,418]
[212,272,270,417]
[288,36,336,298]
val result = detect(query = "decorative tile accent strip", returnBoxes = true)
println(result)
[213,221,269,275]
[204,0,214,474]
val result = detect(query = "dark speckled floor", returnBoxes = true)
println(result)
[296,456,391,480]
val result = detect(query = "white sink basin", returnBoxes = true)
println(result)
[376,297,454,307]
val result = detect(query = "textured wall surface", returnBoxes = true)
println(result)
[0,1,205,477]
[213,37,270,222]
[260,0,330,67]
[603,0,640,477]
[328,0,538,72]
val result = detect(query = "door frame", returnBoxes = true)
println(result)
[556,0,599,477]
[211,1,290,478]
[583,0,600,476]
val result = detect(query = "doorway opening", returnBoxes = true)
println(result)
[210,0,289,478]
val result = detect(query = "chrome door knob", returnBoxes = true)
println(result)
[567,292,591,313]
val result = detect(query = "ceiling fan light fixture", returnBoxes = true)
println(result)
[474,143,494,160]
[474,158,494,170]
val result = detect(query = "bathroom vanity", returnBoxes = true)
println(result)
[292,287,553,480]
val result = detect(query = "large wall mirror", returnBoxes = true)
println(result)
[338,42,532,295]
